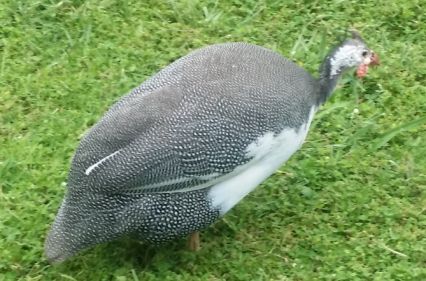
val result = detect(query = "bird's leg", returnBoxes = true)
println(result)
[188,231,200,251]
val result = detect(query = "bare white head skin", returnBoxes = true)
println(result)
[329,32,380,78]
[330,41,368,76]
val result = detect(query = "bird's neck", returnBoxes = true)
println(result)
[316,46,347,106]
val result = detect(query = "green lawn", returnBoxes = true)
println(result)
[1,0,425,280]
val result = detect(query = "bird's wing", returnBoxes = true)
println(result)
[70,83,262,194]
[69,42,316,194]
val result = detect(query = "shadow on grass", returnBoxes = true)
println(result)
[48,219,240,274]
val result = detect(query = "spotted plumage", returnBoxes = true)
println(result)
[45,32,378,263]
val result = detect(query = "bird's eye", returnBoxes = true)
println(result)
[362,51,369,57]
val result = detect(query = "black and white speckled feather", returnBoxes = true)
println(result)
[71,43,316,194]
[45,36,376,263]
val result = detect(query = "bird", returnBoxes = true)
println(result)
[45,31,379,263]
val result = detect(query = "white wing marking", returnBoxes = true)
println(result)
[209,106,316,214]
[85,150,121,175]
[141,177,191,190]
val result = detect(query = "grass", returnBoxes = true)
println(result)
[1,0,425,280]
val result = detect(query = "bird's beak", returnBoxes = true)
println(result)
[370,52,380,66]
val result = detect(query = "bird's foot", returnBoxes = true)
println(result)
[188,231,200,251]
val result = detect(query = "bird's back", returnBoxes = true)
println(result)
[68,43,318,196]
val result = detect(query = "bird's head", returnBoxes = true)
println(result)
[328,30,380,79]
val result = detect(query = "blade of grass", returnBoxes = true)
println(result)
[370,116,426,151]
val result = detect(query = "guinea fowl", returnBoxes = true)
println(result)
[45,31,379,263]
